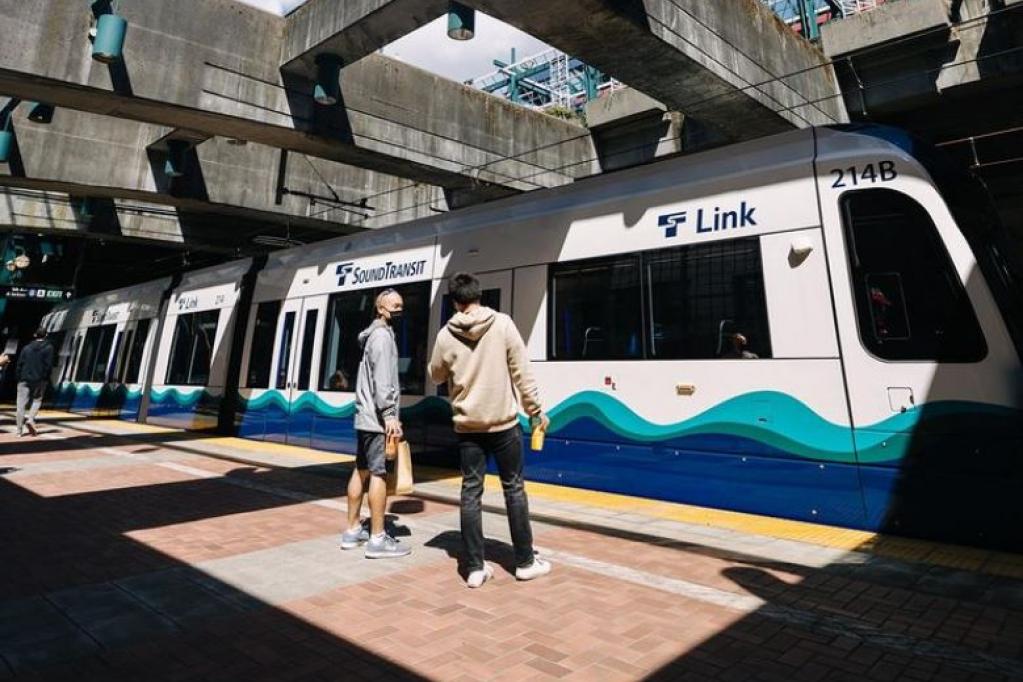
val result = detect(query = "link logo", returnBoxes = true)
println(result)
[657,212,687,238]
[657,201,757,239]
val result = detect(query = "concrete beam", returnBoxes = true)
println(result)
[281,0,846,141]
[0,106,452,234]
[459,0,847,139]
[0,0,593,194]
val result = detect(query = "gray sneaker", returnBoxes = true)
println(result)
[364,534,411,559]
[340,525,370,550]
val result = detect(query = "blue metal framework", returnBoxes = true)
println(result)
[471,48,617,113]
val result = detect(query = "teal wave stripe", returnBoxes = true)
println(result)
[150,387,208,408]
[57,383,143,400]
[234,388,1018,466]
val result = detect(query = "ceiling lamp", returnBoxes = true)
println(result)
[447,2,475,41]
[27,102,55,124]
[164,139,190,178]
[313,53,343,106]
[92,9,128,63]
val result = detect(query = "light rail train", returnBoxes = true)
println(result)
[41,125,1023,549]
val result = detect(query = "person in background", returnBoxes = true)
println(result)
[429,272,552,588]
[341,288,412,559]
[722,332,759,359]
[16,329,55,437]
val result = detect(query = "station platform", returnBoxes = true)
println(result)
[2,410,1022,681]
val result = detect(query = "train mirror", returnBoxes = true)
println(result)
[788,238,814,267]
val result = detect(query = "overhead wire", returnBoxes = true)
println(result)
[301,4,1021,225]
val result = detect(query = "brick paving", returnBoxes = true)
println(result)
[2,414,1023,680]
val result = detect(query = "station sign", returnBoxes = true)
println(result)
[0,285,74,301]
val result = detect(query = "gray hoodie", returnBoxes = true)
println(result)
[354,319,400,433]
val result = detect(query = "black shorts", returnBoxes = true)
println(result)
[356,431,387,476]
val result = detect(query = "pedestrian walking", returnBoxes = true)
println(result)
[16,329,54,437]
[341,288,412,559]
[428,272,552,588]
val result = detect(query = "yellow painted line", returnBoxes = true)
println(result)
[199,436,355,464]
[32,407,1020,577]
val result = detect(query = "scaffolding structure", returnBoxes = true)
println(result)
[763,0,884,39]
[471,48,621,113]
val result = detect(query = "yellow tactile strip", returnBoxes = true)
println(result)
[19,409,1023,580]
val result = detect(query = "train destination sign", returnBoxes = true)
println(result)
[0,285,74,301]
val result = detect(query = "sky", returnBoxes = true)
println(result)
[235,0,552,82]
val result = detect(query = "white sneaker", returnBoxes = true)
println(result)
[466,563,494,588]
[515,558,552,581]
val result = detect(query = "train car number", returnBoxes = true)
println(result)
[830,161,897,189]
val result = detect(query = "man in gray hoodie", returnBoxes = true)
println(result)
[341,288,411,559]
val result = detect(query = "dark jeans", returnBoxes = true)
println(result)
[458,425,535,572]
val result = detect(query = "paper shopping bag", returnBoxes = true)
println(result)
[386,439,414,495]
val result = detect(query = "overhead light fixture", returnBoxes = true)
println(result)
[0,119,11,164]
[92,9,128,63]
[252,235,306,248]
[26,102,55,124]
[164,139,190,178]
[447,2,475,41]
[225,137,248,146]
[313,53,343,106]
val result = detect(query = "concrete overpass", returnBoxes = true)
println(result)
[284,0,848,142]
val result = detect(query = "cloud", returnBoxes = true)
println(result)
[233,0,305,14]
[382,13,552,82]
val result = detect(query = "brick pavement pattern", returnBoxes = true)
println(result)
[2,414,1023,681]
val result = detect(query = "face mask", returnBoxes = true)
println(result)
[388,309,403,323]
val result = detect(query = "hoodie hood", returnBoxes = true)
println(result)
[447,306,496,342]
[358,318,390,349]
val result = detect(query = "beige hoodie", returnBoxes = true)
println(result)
[428,306,542,433]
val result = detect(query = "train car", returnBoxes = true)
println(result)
[42,278,169,419]
[42,125,1023,549]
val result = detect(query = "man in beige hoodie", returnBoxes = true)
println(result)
[429,272,552,588]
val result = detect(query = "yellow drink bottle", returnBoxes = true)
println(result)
[529,416,545,452]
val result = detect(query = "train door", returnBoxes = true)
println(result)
[264,299,301,444]
[285,297,325,447]
[263,297,324,445]
[818,153,1022,545]
[112,318,153,420]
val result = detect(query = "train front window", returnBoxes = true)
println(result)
[319,282,430,395]
[841,189,986,362]
[166,310,220,385]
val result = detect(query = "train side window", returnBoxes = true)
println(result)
[75,324,117,383]
[123,319,152,384]
[437,289,501,396]
[166,310,220,385]
[441,289,501,324]
[320,282,430,395]
[646,237,771,360]
[296,309,319,391]
[550,255,642,360]
[64,335,82,383]
[841,189,986,361]
[275,311,296,390]
[246,301,280,388]
[106,332,124,383]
